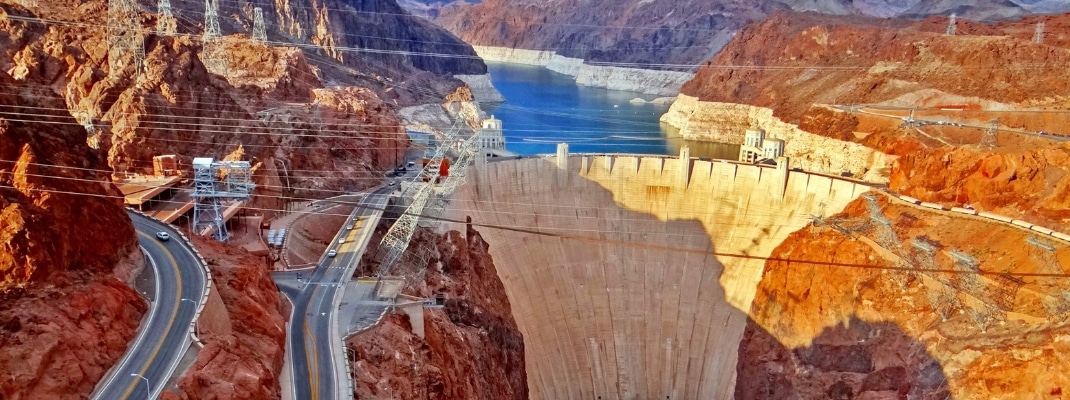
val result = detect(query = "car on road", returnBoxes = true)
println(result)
[155,231,170,241]
[347,224,354,230]
[338,238,346,244]
[327,250,337,257]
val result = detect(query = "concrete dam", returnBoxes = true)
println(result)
[448,152,869,399]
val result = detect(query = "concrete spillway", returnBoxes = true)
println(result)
[448,154,868,399]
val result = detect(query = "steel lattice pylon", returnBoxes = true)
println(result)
[107,0,145,75]
[201,0,227,74]
[252,7,267,42]
[946,13,957,36]
[156,0,176,35]
[1027,236,1070,318]
[863,193,911,288]
[1034,21,1045,44]
[979,119,999,149]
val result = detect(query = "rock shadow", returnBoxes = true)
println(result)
[736,316,950,400]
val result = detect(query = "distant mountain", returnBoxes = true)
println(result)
[424,0,1070,70]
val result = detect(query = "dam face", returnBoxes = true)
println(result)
[449,155,867,399]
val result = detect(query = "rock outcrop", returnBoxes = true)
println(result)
[162,238,287,400]
[0,59,144,398]
[747,196,1070,398]
[349,226,527,400]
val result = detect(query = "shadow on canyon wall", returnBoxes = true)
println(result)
[737,316,950,400]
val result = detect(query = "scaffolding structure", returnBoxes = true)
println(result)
[192,158,254,241]
[107,0,145,75]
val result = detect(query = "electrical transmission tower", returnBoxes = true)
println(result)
[911,237,959,320]
[949,249,987,295]
[201,0,227,74]
[1034,21,1045,44]
[252,7,267,42]
[946,13,957,36]
[979,119,999,149]
[192,158,255,241]
[862,193,911,288]
[107,0,145,75]
[1026,236,1070,318]
[156,0,176,35]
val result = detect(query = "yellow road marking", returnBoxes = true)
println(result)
[121,230,183,399]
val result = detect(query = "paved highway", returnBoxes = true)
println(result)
[276,187,391,400]
[93,212,208,400]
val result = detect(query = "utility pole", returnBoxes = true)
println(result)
[946,13,957,36]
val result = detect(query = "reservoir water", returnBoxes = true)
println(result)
[483,62,739,159]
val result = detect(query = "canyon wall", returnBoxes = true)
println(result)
[472,46,694,96]
[349,227,527,400]
[0,65,145,398]
[744,195,1070,398]
[447,155,867,399]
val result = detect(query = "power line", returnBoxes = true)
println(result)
[5,183,1070,279]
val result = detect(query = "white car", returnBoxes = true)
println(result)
[338,238,346,244]
[327,250,337,257]
[155,232,170,241]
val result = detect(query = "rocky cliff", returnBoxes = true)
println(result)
[429,1,1068,94]
[348,225,527,400]
[665,11,1070,179]
[0,60,145,398]
[162,237,287,400]
[745,196,1070,398]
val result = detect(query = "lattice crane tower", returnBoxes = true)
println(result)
[979,119,999,149]
[946,13,957,36]
[1034,21,1045,44]
[252,7,267,42]
[192,158,255,242]
[376,119,482,277]
[107,0,145,75]
[156,0,176,35]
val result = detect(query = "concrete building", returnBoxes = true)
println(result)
[738,127,785,164]
[478,115,505,150]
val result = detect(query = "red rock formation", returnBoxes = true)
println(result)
[349,226,527,400]
[747,197,1070,398]
[162,236,287,400]
[681,12,1070,124]
[0,58,144,398]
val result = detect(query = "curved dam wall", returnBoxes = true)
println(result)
[448,154,869,399]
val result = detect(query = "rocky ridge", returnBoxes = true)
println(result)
[349,225,527,400]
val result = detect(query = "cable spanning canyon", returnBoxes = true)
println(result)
[447,153,867,398]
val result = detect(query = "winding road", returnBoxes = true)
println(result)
[275,186,391,400]
[92,211,208,400]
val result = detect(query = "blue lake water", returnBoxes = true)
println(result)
[483,62,739,159]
